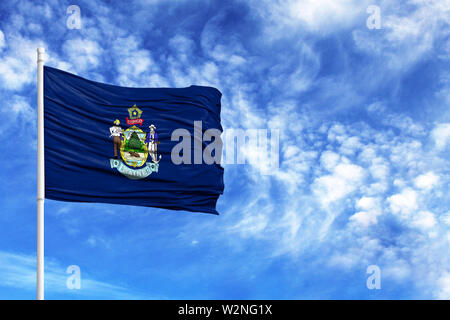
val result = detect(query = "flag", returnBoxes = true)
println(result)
[44,66,224,214]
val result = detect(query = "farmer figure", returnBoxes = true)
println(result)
[145,124,161,163]
[109,119,123,159]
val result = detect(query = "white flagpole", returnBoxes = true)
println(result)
[37,47,45,300]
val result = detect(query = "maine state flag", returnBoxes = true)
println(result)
[44,66,224,214]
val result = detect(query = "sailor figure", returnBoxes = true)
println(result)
[145,124,161,163]
[109,119,123,159]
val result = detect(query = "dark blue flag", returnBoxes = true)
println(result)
[44,66,224,214]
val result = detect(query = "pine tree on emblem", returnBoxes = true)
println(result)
[127,131,142,151]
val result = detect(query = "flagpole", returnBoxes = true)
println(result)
[37,47,45,300]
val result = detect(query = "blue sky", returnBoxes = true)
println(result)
[0,0,449,299]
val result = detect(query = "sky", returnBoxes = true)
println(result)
[0,0,449,300]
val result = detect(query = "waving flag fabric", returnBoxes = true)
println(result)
[44,66,224,214]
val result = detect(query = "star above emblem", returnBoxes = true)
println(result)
[128,104,143,120]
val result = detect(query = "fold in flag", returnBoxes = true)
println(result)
[44,66,224,214]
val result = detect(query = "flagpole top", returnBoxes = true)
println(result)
[37,48,45,63]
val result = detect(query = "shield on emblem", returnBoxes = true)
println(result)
[120,126,149,168]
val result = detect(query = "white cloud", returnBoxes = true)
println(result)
[63,38,103,72]
[0,251,147,299]
[414,172,440,190]
[339,136,362,156]
[320,150,340,171]
[11,95,34,120]
[0,35,45,90]
[112,35,159,86]
[442,212,450,226]
[412,211,437,230]
[0,30,5,50]
[389,140,422,170]
[356,196,377,212]
[85,235,111,248]
[0,95,35,139]
[0,56,33,89]
[350,196,381,227]
[313,162,365,207]
[358,145,377,163]
[388,188,418,217]
[352,0,449,71]
[437,272,450,299]
[228,213,268,237]
[367,103,426,136]
[169,35,195,63]
[431,123,450,151]
[368,158,390,184]
[291,0,369,30]
[257,0,371,34]
[383,259,412,281]
[327,124,346,142]
[349,211,375,227]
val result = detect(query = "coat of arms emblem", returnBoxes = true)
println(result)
[109,106,161,180]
